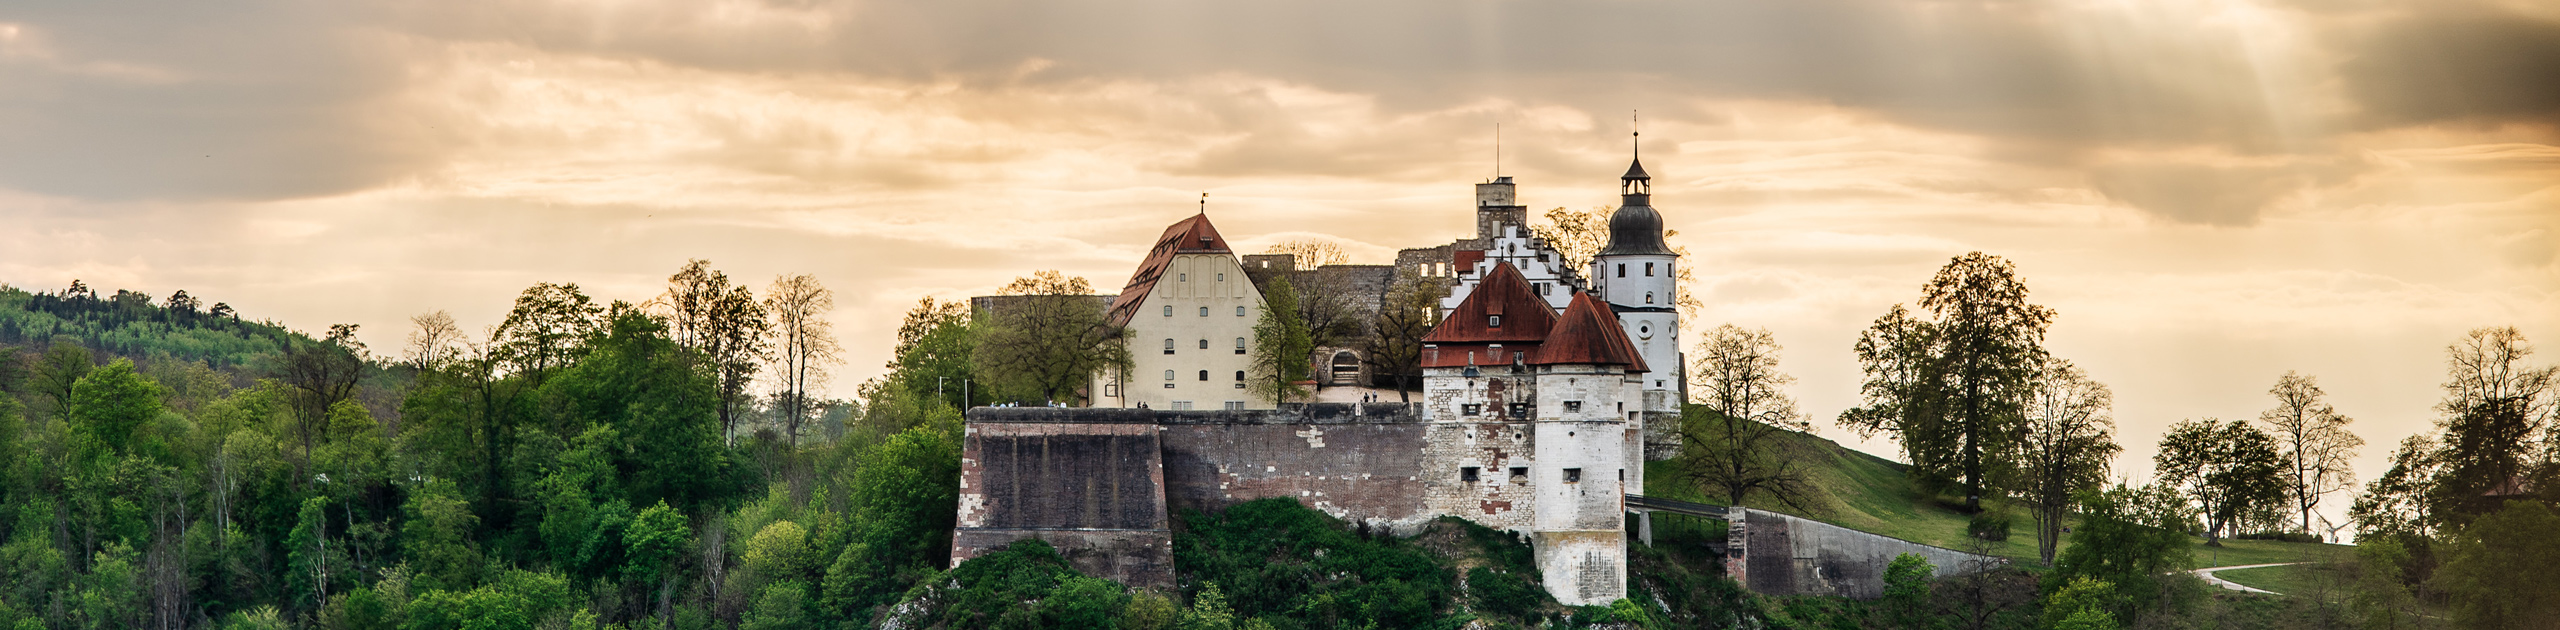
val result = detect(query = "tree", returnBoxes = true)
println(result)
[67,359,164,460]
[490,282,603,382]
[1876,553,1933,630]
[2050,484,2191,625]
[764,274,839,447]
[2351,435,2445,539]
[163,290,200,315]
[1531,207,1610,273]
[406,310,465,372]
[1681,325,1815,510]
[1263,240,1348,270]
[2432,326,2554,522]
[278,330,363,470]
[654,260,772,444]
[1248,277,1313,405]
[885,297,976,411]
[403,479,484,592]
[2154,418,2286,545]
[971,271,1128,405]
[1842,252,2055,511]
[2435,500,2560,629]
[1358,276,1442,401]
[2014,360,2118,566]
[545,308,737,513]
[2256,371,2363,538]
[624,502,691,625]
[32,341,94,416]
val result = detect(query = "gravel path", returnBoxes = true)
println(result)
[2192,562,2302,595]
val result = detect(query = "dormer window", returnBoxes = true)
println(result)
[1488,315,1502,327]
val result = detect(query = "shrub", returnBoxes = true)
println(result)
[1967,509,2012,541]
[1466,567,1548,621]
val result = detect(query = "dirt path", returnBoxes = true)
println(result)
[2191,562,2301,595]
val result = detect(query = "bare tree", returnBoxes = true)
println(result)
[764,274,840,448]
[1534,205,1703,317]
[2256,371,2363,538]
[1682,324,1816,510]
[1265,239,1349,270]
[279,325,364,475]
[652,260,772,444]
[2015,360,2118,565]
[1360,276,1444,402]
[405,310,464,371]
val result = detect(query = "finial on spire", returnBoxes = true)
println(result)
[1632,110,1641,160]
[1199,192,1207,215]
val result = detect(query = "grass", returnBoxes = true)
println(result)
[1644,417,2353,571]
[2212,562,2348,597]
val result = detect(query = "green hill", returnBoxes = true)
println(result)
[1642,420,2349,570]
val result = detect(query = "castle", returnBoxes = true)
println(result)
[955,145,1684,605]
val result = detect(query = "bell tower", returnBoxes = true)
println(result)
[1590,128,1685,460]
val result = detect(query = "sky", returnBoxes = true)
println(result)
[0,0,2554,526]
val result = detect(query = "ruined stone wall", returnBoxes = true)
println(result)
[953,419,1174,589]
[1726,508,2004,600]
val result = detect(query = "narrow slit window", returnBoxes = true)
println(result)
[1645,262,1655,277]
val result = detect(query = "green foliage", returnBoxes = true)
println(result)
[2155,418,2287,544]
[1841,252,2055,511]
[1466,567,1547,621]
[1966,509,2012,542]
[0,285,301,371]
[403,479,484,592]
[971,271,1128,405]
[1175,498,1458,629]
[2435,500,2560,629]
[2043,576,2118,630]
[739,581,813,630]
[1247,277,1312,405]
[403,571,577,630]
[885,539,1111,630]
[76,543,143,630]
[621,501,691,588]
[2049,485,2190,624]
[67,358,166,461]
[1877,553,1933,630]
[823,422,962,613]
[544,309,740,514]
[886,296,979,412]
[1125,590,1178,630]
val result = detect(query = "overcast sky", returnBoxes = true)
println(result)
[2,0,2554,524]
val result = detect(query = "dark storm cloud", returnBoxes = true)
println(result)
[2341,4,2560,127]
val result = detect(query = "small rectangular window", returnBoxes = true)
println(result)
[1199,306,1209,316]
[1198,370,1209,381]
[1488,315,1502,327]
[1616,263,1626,278]
[1508,403,1530,418]
[1180,273,1187,282]
[1509,467,1528,483]
[1164,338,1175,354]
[1234,370,1245,381]
[1460,467,1480,482]
[1563,468,1582,483]
[1645,262,1655,277]
[1224,401,1245,410]
[1236,306,1247,316]
[1199,339,1209,349]
[1234,338,1247,354]
[1171,400,1193,410]
[1563,401,1582,412]
[1163,305,1173,317]
[1164,370,1175,380]
[1217,273,1225,282]
[1461,404,1482,416]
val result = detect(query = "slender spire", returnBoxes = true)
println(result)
[1199,191,1207,215]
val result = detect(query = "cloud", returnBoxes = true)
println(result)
[2341,4,2560,127]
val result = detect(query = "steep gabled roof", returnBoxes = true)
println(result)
[1422,262,1556,344]
[1530,291,1648,371]
[1105,213,1236,326]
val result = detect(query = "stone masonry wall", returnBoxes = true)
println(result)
[1726,507,2004,600]
[1156,409,1432,532]
[1420,421,1537,531]
[953,420,1174,589]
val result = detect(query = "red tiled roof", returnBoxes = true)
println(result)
[1105,214,1235,326]
[1452,250,1485,276]
[1531,292,1648,371]
[1422,262,1556,344]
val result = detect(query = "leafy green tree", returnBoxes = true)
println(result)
[1876,553,1934,630]
[2348,538,2423,630]
[1683,324,1815,510]
[885,296,978,411]
[623,501,691,623]
[1041,576,1130,629]
[287,496,341,608]
[651,260,771,444]
[75,543,143,630]
[277,331,363,470]
[971,271,1128,405]
[403,479,484,592]
[2014,360,2117,566]
[2257,371,2363,537]
[546,308,739,513]
[2043,577,2120,630]
[2050,485,2190,624]
[490,283,602,383]
[1248,277,1312,405]
[822,423,961,611]
[2352,434,2445,540]
[1842,252,2055,511]
[67,358,163,460]
[31,341,93,416]
[2154,418,2285,545]
[2435,500,2560,629]
[740,581,813,630]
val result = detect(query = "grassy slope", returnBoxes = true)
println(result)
[2213,562,2348,596]
[1643,425,2349,569]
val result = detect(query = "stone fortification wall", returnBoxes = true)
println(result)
[1153,404,1433,532]
[1726,508,2004,600]
[953,420,1173,589]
